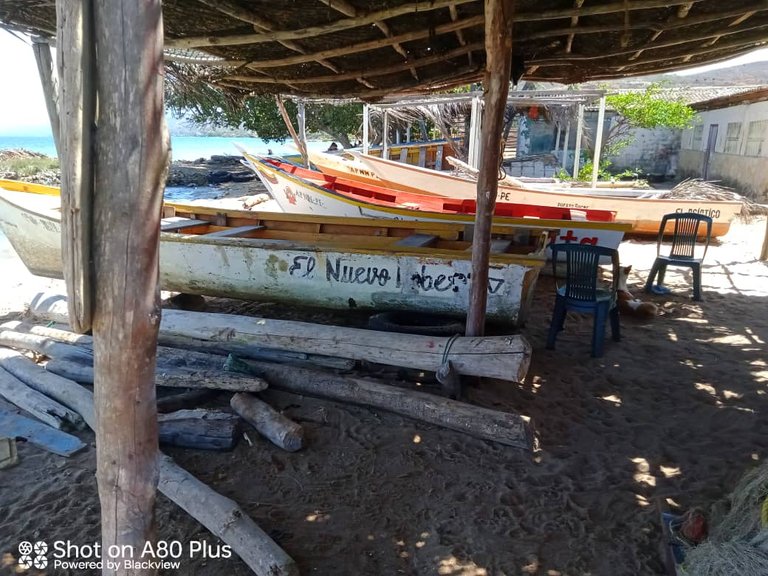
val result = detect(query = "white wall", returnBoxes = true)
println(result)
[678,100,768,200]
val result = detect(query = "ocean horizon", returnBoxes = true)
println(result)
[0,134,333,161]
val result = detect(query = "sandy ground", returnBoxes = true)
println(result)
[1,217,768,576]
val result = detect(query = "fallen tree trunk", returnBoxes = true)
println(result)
[25,296,531,382]
[2,351,298,575]
[158,409,240,450]
[0,365,85,430]
[230,393,304,452]
[226,356,533,451]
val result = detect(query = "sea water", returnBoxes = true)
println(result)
[0,134,332,161]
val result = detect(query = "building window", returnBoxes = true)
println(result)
[745,120,768,157]
[691,125,704,150]
[724,122,742,154]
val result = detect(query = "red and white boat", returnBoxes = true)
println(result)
[239,150,632,253]
[308,150,743,237]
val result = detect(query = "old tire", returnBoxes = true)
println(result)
[368,311,465,336]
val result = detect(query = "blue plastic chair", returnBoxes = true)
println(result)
[546,243,621,358]
[643,213,713,301]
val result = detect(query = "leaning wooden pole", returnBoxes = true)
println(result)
[466,0,515,337]
[89,1,168,573]
[276,95,307,165]
[31,37,61,157]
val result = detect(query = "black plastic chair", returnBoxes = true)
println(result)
[643,213,713,301]
[546,243,621,358]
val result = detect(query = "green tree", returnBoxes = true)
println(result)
[165,72,362,147]
[603,83,696,156]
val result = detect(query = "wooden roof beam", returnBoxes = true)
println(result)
[225,42,483,85]
[168,0,476,48]
[245,14,484,70]
[532,24,768,65]
[448,3,473,67]
[520,4,768,42]
[374,20,419,80]
[565,0,585,54]
[730,11,758,27]
[677,2,694,18]
[197,0,342,74]
[318,0,357,18]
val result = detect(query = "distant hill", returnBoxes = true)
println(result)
[592,62,768,88]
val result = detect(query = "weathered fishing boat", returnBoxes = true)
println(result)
[240,152,632,254]
[309,150,743,237]
[0,181,556,325]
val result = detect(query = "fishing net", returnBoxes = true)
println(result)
[684,462,768,575]
[651,178,768,218]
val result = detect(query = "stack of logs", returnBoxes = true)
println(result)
[0,294,535,576]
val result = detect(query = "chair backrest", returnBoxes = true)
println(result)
[656,212,713,260]
[550,243,620,303]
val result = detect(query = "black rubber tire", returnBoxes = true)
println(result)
[367,311,465,336]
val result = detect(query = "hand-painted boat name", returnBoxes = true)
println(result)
[289,255,505,295]
[283,185,324,207]
[556,201,590,210]
[675,207,721,219]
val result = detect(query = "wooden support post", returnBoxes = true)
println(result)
[591,95,607,188]
[383,109,390,159]
[362,103,370,154]
[57,0,96,334]
[83,0,168,570]
[563,120,571,171]
[31,37,60,157]
[466,0,515,337]
[467,95,483,168]
[554,123,562,158]
[297,100,308,167]
[761,218,768,261]
[572,103,584,178]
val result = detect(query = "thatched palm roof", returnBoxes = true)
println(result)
[2,1,767,100]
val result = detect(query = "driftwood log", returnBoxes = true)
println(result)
[0,365,85,431]
[2,354,298,575]
[0,404,86,457]
[226,356,533,451]
[157,389,219,413]
[158,409,240,450]
[24,296,531,382]
[0,329,93,363]
[230,393,304,452]
[46,357,269,393]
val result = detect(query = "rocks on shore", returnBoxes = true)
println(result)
[0,149,265,194]
[167,154,257,187]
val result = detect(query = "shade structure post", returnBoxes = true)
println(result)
[572,103,584,178]
[383,109,390,159]
[591,94,607,187]
[31,37,60,157]
[362,103,370,154]
[468,95,483,169]
[562,120,571,171]
[276,95,307,166]
[66,0,168,571]
[466,0,514,337]
[553,123,562,158]
[297,100,308,166]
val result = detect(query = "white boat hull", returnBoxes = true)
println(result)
[338,151,742,237]
[0,189,542,324]
[245,153,629,257]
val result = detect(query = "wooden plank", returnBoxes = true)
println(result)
[394,233,438,248]
[161,217,210,232]
[417,146,427,167]
[0,407,86,457]
[0,436,18,469]
[158,409,239,450]
[202,225,266,238]
[399,148,408,162]
[31,38,61,155]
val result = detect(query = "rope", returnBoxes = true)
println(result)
[441,333,460,366]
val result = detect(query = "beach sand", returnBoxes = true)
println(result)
[1,218,767,576]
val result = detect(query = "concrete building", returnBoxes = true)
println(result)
[678,87,768,201]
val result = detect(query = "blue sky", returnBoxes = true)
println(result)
[1,28,767,136]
